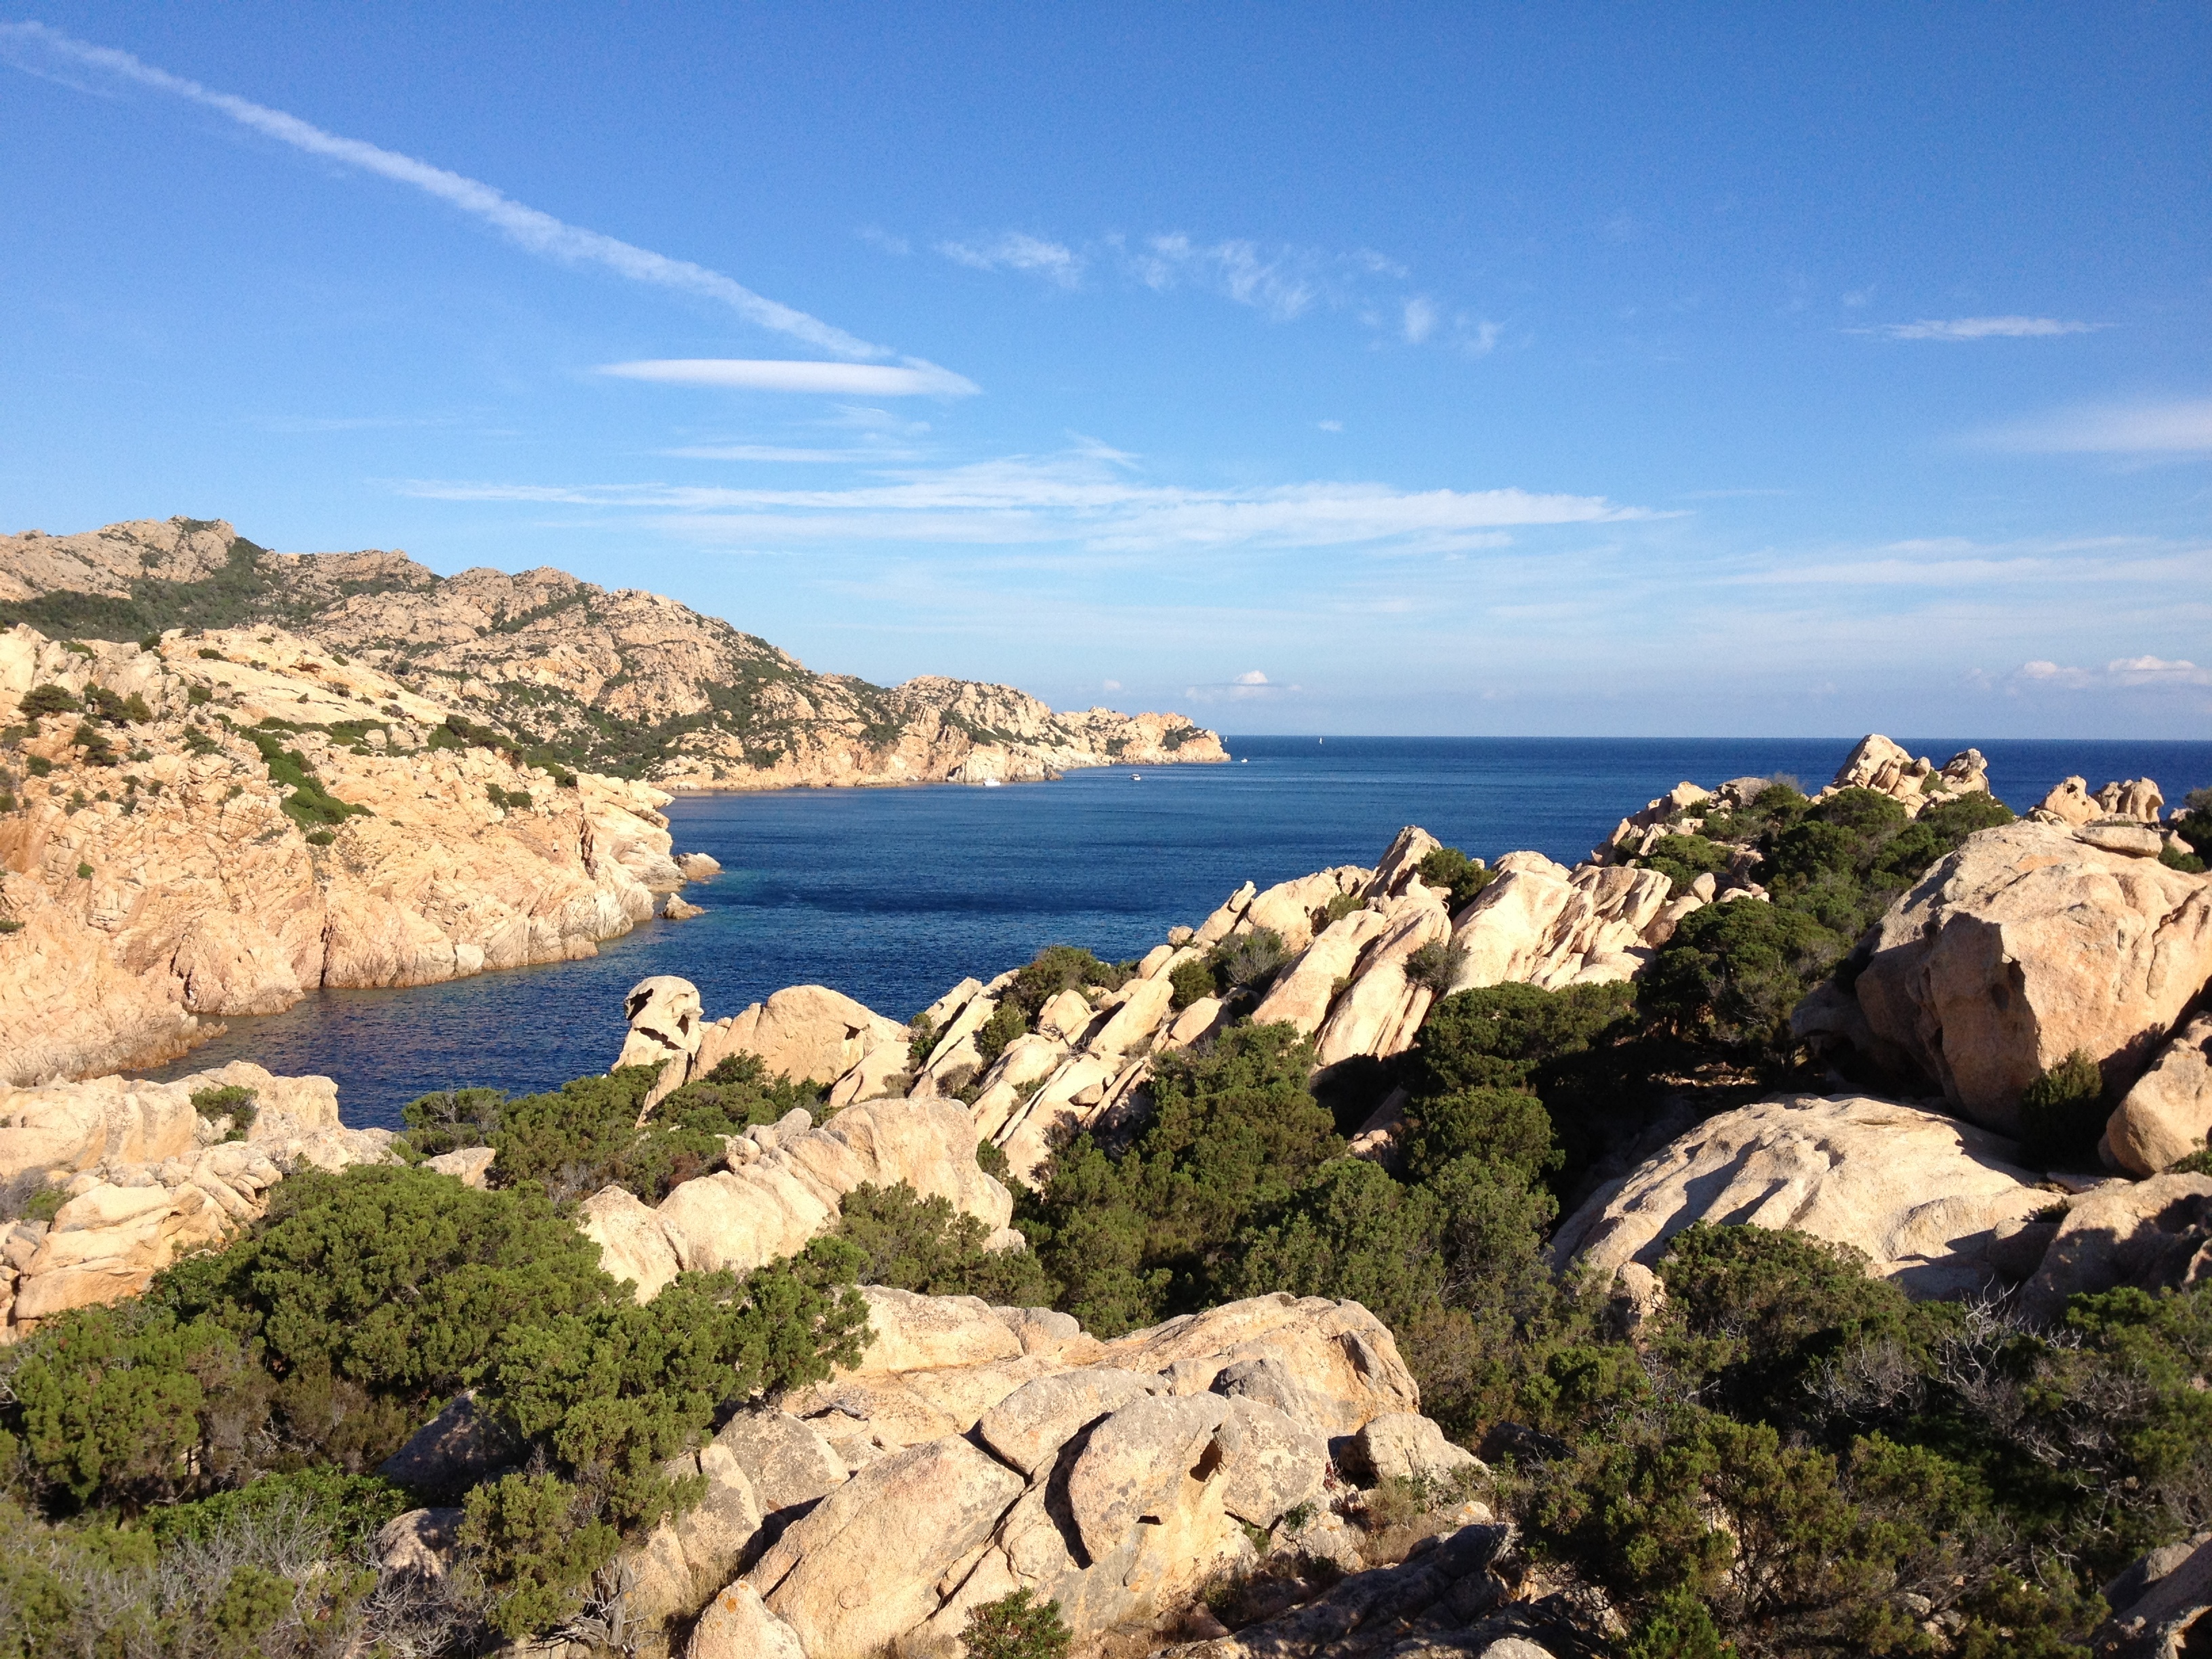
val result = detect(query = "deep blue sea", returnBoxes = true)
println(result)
[140,736,2212,1128]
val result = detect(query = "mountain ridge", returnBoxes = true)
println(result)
[0,516,1227,785]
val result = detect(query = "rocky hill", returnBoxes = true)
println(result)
[0,619,708,1084]
[0,516,1227,786]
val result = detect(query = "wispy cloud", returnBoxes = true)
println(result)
[661,444,918,463]
[1727,534,2211,591]
[396,446,1647,559]
[1858,315,2103,342]
[1971,396,2212,455]
[0,21,900,363]
[1184,669,1299,702]
[937,232,1084,289]
[598,360,979,396]
[2011,655,2212,691]
[1401,297,1438,345]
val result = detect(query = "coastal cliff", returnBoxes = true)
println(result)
[0,620,693,1084]
[0,516,1228,787]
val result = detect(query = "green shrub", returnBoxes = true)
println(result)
[144,1467,409,1553]
[25,754,51,776]
[18,684,79,718]
[2169,1143,2212,1176]
[960,1587,1071,1659]
[401,1054,821,1207]
[1416,844,1495,912]
[243,726,368,831]
[1640,833,1734,895]
[304,828,335,846]
[1407,981,1637,1098]
[2018,1048,2108,1166]
[1401,937,1468,994]
[1208,925,1288,991]
[1641,901,1844,1059]
[188,1084,256,1139]
[74,862,94,880]
[974,998,1030,1067]
[1168,954,1218,1010]
[461,1471,621,1639]
[155,1164,615,1430]
[69,722,118,766]
[1019,1023,1336,1336]
[1620,1587,1736,1658]
[907,1010,939,1069]
[834,1181,1052,1305]
[1399,1086,1558,1185]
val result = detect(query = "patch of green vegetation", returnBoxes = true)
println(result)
[17,684,80,719]
[398,1052,824,1209]
[833,1181,1054,1305]
[1416,843,1496,911]
[2018,1048,2108,1167]
[189,1084,256,1141]
[241,724,369,832]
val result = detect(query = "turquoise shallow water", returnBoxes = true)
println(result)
[138,735,2212,1129]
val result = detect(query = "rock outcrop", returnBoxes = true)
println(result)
[1551,1094,2057,1299]
[705,1291,1433,1659]
[0,1061,392,1334]
[2104,1012,2212,1177]
[1794,821,2212,1136]
[0,620,702,1084]
[581,1092,1012,1300]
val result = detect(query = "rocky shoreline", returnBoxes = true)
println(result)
[3,731,2209,1659]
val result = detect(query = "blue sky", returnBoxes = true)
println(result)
[2,5,2207,737]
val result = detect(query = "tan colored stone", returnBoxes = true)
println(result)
[716,1409,847,1515]
[689,1580,806,1659]
[1365,827,1443,900]
[1345,1412,1484,1486]
[2106,1013,2212,1176]
[2020,1172,2212,1323]
[578,1184,680,1300]
[977,1367,1160,1476]
[747,1436,1026,1659]
[1552,1093,2053,1299]
[1088,975,1174,1058]
[694,984,907,1088]
[1250,907,1393,1036]
[849,1286,1025,1374]
[1314,889,1451,1067]
[1829,823,2212,1134]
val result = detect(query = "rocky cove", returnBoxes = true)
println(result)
[0,517,1227,1088]
[4,717,2212,1658]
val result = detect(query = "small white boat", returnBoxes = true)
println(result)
[1131,773,1141,781]
[981,778,1002,788]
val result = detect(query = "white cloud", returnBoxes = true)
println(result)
[661,444,909,463]
[1127,234,1325,321]
[598,359,979,396]
[2012,655,2212,691]
[0,22,903,363]
[398,445,1645,558]
[857,226,911,255]
[1458,319,1502,356]
[1860,315,2103,342]
[1234,670,1269,685]
[1317,420,1344,432]
[1102,678,1122,692]
[1972,397,2212,455]
[1401,297,1438,344]
[937,232,1084,289]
